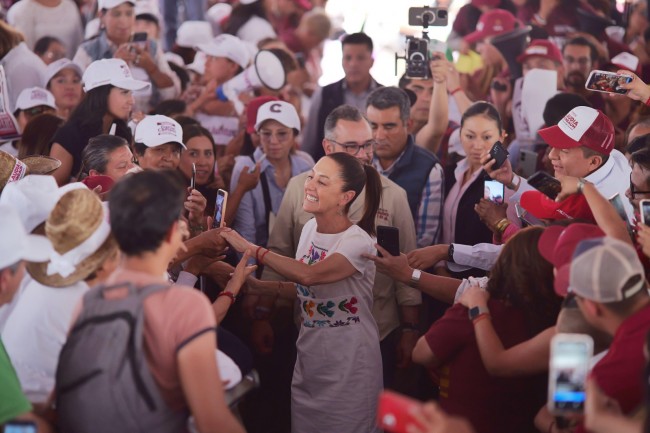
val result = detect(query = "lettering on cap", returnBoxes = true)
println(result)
[9,160,27,183]
[526,46,549,56]
[157,121,177,136]
[563,112,579,130]
[119,64,132,78]
[269,103,283,113]
[493,19,503,31]
[30,89,48,102]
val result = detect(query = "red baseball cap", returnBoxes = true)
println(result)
[246,96,279,134]
[520,191,595,222]
[538,106,615,155]
[516,39,562,64]
[81,175,115,193]
[536,223,605,296]
[464,9,518,44]
[293,0,312,10]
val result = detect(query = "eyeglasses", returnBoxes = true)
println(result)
[563,56,590,66]
[259,129,293,143]
[327,139,377,156]
[630,173,650,198]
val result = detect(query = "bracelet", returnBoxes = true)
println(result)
[255,245,263,262]
[472,313,491,325]
[507,174,521,191]
[577,178,587,194]
[259,248,270,264]
[494,218,510,234]
[450,87,462,96]
[217,290,237,305]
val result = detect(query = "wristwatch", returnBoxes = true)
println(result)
[468,305,490,321]
[410,269,421,287]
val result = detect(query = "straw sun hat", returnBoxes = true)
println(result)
[26,188,117,288]
[0,151,61,192]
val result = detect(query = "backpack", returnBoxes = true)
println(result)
[55,282,188,433]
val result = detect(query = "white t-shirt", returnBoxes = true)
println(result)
[1,278,88,402]
[7,0,84,59]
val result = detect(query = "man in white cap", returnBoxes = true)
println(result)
[0,205,53,430]
[568,237,650,433]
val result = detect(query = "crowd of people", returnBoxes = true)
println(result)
[2,0,650,432]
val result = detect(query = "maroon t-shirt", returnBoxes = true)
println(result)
[425,300,546,433]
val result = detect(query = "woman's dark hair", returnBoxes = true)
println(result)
[460,101,503,133]
[487,226,562,335]
[628,133,650,155]
[224,1,268,36]
[183,123,215,148]
[33,36,62,56]
[152,98,187,117]
[543,93,591,127]
[79,134,130,179]
[17,113,64,159]
[166,62,190,93]
[67,85,131,138]
[327,152,381,237]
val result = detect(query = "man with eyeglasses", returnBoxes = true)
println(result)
[626,148,650,213]
[262,104,422,390]
[562,36,605,111]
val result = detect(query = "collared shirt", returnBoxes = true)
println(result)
[231,147,313,248]
[374,148,445,248]
[263,172,421,340]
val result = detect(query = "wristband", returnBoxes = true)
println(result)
[410,268,422,287]
[217,290,237,305]
[450,87,462,96]
[577,178,587,194]
[255,245,264,262]
[472,313,491,325]
[259,248,270,264]
[507,174,521,191]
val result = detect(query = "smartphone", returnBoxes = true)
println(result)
[547,333,594,414]
[484,180,505,204]
[408,6,448,27]
[528,171,562,200]
[212,189,228,229]
[489,141,509,170]
[377,390,424,433]
[585,70,633,95]
[3,421,37,433]
[377,226,400,257]
[640,199,650,225]
[519,148,538,178]
[608,193,629,222]
[131,31,148,50]
[514,202,545,227]
[190,163,196,190]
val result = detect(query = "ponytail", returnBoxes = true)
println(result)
[358,164,381,237]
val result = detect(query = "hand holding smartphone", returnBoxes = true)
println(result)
[190,163,196,190]
[377,391,424,433]
[377,226,400,257]
[131,32,148,51]
[489,141,509,170]
[527,171,562,200]
[212,189,228,229]
[640,199,650,225]
[585,70,633,95]
[547,333,594,415]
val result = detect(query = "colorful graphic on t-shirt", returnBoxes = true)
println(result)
[299,242,328,265]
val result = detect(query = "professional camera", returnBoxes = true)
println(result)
[396,6,449,80]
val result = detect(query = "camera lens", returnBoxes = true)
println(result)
[422,10,436,22]
[438,9,448,19]
[409,51,426,61]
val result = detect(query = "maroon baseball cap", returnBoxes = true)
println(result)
[246,96,280,134]
[520,191,595,222]
[464,9,518,44]
[516,39,562,64]
[293,0,312,10]
[538,106,615,155]
[537,223,605,296]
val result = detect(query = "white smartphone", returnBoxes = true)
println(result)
[585,70,633,95]
[640,199,650,225]
[250,153,267,173]
[519,148,538,178]
[212,189,228,229]
[547,333,594,415]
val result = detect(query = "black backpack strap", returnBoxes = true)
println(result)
[249,155,272,227]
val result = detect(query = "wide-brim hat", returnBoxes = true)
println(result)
[26,188,117,288]
[0,151,61,191]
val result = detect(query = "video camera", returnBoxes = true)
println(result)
[396,6,449,80]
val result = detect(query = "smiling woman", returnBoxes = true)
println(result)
[179,123,220,216]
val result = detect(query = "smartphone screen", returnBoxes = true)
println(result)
[528,171,562,200]
[190,163,196,190]
[212,189,228,229]
[585,70,632,95]
[3,421,37,433]
[377,226,400,257]
[484,180,505,204]
[548,334,593,414]
[640,199,650,225]
[131,31,148,50]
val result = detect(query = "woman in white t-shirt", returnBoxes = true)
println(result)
[221,152,384,433]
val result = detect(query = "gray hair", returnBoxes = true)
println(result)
[323,105,368,141]
[80,134,129,178]
[366,86,411,124]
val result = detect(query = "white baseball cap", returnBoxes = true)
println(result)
[43,58,83,88]
[15,87,57,111]
[83,58,151,92]
[98,0,134,10]
[176,21,213,48]
[187,52,207,75]
[610,52,640,74]
[206,3,232,26]
[196,34,251,68]
[538,106,615,155]
[255,101,301,132]
[0,204,52,269]
[134,115,186,148]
